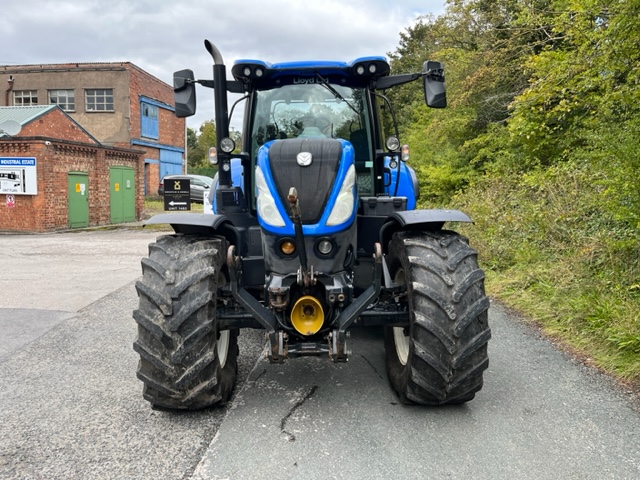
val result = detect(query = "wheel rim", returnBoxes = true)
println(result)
[393,327,410,366]
[217,330,230,368]
[393,267,410,366]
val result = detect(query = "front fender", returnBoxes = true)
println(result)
[144,213,240,245]
[380,209,472,252]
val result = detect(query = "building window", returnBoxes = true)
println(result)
[49,89,75,112]
[85,89,114,112]
[141,101,159,139]
[13,90,38,106]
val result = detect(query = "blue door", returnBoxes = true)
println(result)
[160,149,182,178]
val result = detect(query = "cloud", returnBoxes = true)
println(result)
[0,0,445,129]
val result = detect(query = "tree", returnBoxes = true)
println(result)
[187,120,216,168]
[187,120,244,176]
[186,127,199,168]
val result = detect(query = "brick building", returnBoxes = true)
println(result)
[0,105,143,232]
[1,62,185,195]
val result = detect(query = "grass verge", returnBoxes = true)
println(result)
[452,162,640,390]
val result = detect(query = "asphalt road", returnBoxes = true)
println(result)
[1,228,639,479]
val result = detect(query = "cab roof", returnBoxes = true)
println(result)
[231,56,391,90]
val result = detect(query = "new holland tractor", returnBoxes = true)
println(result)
[133,40,491,410]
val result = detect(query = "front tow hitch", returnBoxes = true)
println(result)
[287,187,315,287]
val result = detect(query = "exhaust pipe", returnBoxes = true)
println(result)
[204,40,232,188]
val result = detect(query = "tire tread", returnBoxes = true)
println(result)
[133,234,238,410]
[385,230,491,405]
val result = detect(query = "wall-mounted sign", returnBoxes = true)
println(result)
[164,178,191,211]
[0,157,37,195]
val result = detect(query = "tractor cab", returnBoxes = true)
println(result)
[233,57,389,199]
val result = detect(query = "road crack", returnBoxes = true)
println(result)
[361,354,385,380]
[280,385,318,442]
[251,368,267,383]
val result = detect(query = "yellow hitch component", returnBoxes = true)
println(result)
[291,296,324,336]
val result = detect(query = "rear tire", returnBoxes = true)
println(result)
[133,234,238,410]
[384,230,490,405]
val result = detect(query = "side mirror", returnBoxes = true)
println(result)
[173,69,196,118]
[422,61,446,109]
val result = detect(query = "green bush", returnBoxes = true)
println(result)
[454,157,640,382]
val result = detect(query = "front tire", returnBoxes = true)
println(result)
[133,234,238,410]
[385,230,491,405]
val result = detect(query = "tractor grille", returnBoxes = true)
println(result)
[268,139,342,224]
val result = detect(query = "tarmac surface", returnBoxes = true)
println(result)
[0,225,265,480]
[0,227,161,359]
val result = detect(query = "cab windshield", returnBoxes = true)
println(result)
[250,83,372,161]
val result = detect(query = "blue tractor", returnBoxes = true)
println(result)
[133,40,490,410]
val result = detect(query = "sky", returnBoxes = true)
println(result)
[0,0,446,131]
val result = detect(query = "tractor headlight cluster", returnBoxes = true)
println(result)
[239,65,265,79]
[316,238,334,256]
[255,166,286,227]
[356,63,377,75]
[386,136,400,151]
[220,137,235,153]
[353,59,389,77]
[326,164,356,226]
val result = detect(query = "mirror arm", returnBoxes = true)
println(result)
[194,79,244,94]
[374,73,420,90]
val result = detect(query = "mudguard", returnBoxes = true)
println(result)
[144,213,240,245]
[380,209,472,252]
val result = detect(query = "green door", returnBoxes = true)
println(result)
[68,172,89,228]
[110,167,135,223]
[122,168,135,221]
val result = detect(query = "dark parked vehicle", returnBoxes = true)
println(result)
[158,174,213,203]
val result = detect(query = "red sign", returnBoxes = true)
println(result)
[6,194,15,207]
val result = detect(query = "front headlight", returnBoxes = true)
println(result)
[255,166,286,227]
[327,164,356,226]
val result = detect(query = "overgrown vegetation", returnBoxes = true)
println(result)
[390,0,640,385]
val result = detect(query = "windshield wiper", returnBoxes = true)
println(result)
[315,73,360,118]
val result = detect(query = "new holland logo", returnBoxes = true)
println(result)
[296,152,313,167]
